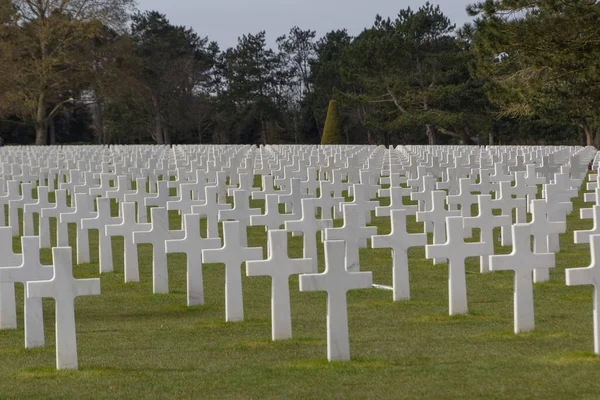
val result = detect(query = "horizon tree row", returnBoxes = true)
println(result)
[0,0,598,146]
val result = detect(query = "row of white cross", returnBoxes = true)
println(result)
[0,143,598,369]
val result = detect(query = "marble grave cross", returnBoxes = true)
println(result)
[299,240,372,361]
[463,195,511,273]
[165,213,221,306]
[0,236,53,348]
[41,189,72,247]
[105,202,151,283]
[489,224,555,333]
[0,227,24,329]
[425,216,488,315]
[325,203,377,272]
[246,230,313,340]
[284,198,333,271]
[527,199,566,283]
[566,234,600,354]
[60,193,95,264]
[133,207,184,294]
[202,221,263,322]
[81,197,122,274]
[27,247,101,370]
[371,209,427,301]
[416,190,461,265]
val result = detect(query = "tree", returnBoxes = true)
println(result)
[216,31,288,144]
[467,0,600,145]
[0,0,135,145]
[321,100,345,144]
[338,3,490,145]
[277,26,317,143]
[129,11,218,144]
[308,29,352,138]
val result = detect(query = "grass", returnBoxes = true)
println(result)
[1,174,600,399]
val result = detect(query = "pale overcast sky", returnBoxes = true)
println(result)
[136,0,474,49]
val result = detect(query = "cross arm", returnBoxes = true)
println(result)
[299,273,327,292]
[566,266,597,287]
[75,279,101,297]
[425,243,448,260]
[26,280,56,299]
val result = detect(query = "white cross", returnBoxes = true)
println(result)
[219,189,261,246]
[463,194,511,273]
[133,207,184,294]
[202,221,263,322]
[349,184,378,224]
[425,216,488,315]
[490,162,512,197]
[417,190,461,264]
[490,224,555,333]
[447,178,478,217]
[251,175,277,200]
[60,193,95,264]
[165,213,221,306]
[285,198,333,271]
[315,180,345,220]
[81,197,122,274]
[375,186,416,217]
[372,209,427,300]
[167,182,203,218]
[575,205,600,245]
[105,202,150,283]
[124,177,151,223]
[9,182,35,236]
[299,240,372,361]
[325,203,377,272]
[0,227,24,330]
[246,229,312,340]
[27,247,101,370]
[527,199,566,283]
[492,181,526,246]
[251,194,296,231]
[23,185,53,247]
[41,189,72,247]
[278,178,310,214]
[105,175,135,203]
[0,236,53,348]
[145,180,171,209]
[566,234,600,354]
[192,185,231,239]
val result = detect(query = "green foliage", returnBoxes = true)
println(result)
[0,1,594,145]
[336,2,493,144]
[321,100,345,144]
[468,0,600,144]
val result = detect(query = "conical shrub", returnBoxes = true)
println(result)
[321,100,345,145]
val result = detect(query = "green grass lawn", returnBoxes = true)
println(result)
[1,175,600,399]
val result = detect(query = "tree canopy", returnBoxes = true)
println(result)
[0,0,597,146]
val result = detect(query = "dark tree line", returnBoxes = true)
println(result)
[0,1,598,146]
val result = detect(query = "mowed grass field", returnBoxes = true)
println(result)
[1,174,600,399]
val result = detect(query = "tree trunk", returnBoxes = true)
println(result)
[489,131,494,146]
[163,126,171,145]
[260,113,269,144]
[583,125,595,146]
[35,93,47,145]
[292,112,299,144]
[151,93,164,144]
[93,98,105,144]
[367,130,375,145]
[49,118,56,145]
[426,124,436,145]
